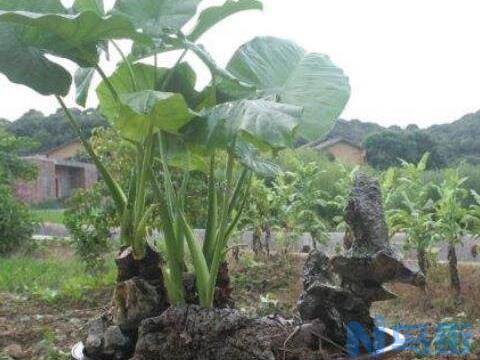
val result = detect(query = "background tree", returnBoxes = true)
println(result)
[434,170,471,295]
[0,128,37,184]
[6,109,107,154]
[387,154,439,276]
[363,130,445,169]
[0,129,37,254]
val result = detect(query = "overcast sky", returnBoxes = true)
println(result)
[1,0,480,128]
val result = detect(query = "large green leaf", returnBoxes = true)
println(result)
[182,99,302,151]
[0,0,71,95]
[117,90,193,141]
[113,0,201,45]
[234,140,280,177]
[0,10,149,67]
[97,63,166,122]
[97,62,198,124]
[73,0,104,16]
[0,0,64,12]
[158,133,208,173]
[114,0,200,60]
[227,36,350,141]
[0,24,72,95]
[188,0,263,42]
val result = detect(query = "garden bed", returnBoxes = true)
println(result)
[1,247,479,359]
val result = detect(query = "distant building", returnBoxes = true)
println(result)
[312,137,366,165]
[15,140,98,205]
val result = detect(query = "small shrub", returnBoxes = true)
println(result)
[0,184,35,254]
[64,185,117,274]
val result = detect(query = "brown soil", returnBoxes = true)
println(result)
[1,253,479,359]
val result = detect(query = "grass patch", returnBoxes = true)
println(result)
[0,255,115,303]
[33,209,65,224]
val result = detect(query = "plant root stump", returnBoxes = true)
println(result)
[132,305,327,360]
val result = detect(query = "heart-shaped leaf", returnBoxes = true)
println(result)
[114,0,201,37]
[97,62,198,125]
[0,0,71,95]
[0,0,64,12]
[73,0,104,16]
[188,0,263,42]
[117,90,193,141]
[182,99,302,151]
[234,140,280,177]
[0,10,149,67]
[226,36,351,141]
[0,23,72,95]
[114,0,201,59]
[158,133,208,173]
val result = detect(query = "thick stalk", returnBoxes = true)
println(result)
[94,64,120,103]
[150,174,185,304]
[111,40,138,91]
[417,248,428,278]
[55,96,126,212]
[132,125,155,259]
[207,151,236,305]
[159,49,188,91]
[203,154,218,267]
[252,226,263,255]
[447,243,461,296]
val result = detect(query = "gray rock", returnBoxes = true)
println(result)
[132,305,326,360]
[112,277,161,331]
[298,174,425,346]
[84,316,134,360]
[344,174,390,255]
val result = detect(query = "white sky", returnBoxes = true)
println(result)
[1,0,480,128]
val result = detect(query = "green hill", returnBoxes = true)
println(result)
[6,109,107,154]
[328,110,480,166]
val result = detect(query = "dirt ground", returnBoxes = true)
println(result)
[1,251,479,359]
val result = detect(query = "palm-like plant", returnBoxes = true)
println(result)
[434,169,470,295]
[389,194,438,276]
[0,0,350,307]
[326,164,358,250]
[387,153,439,276]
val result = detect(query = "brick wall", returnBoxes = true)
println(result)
[14,157,56,204]
[14,156,99,205]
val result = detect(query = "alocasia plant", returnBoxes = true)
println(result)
[0,0,350,307]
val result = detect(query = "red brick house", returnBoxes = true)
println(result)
[15,140,98,204]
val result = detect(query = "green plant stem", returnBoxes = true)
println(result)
[55,96,126,212]
[206,150,235,305]
[111,40,138,91]
[94,64,120,103]
[159,49,188,91]
[150,174,185,304]
[203,154,218,267]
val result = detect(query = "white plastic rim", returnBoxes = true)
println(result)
[71,342,90,360]
[71,327,406,360]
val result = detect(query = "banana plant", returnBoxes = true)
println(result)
[434,170,471,295]
[0,0,350,307]
[386,153,439,276]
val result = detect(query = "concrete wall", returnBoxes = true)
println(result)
[15,157,56,204]
[14,156,99,205]
[326,142,366,165]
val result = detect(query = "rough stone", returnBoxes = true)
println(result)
[298,174,425,347]
[84,316,134,360]
[132,306,326,360]
[4,343,26,359]
[112,277,161,331]
[344,174,390,255]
